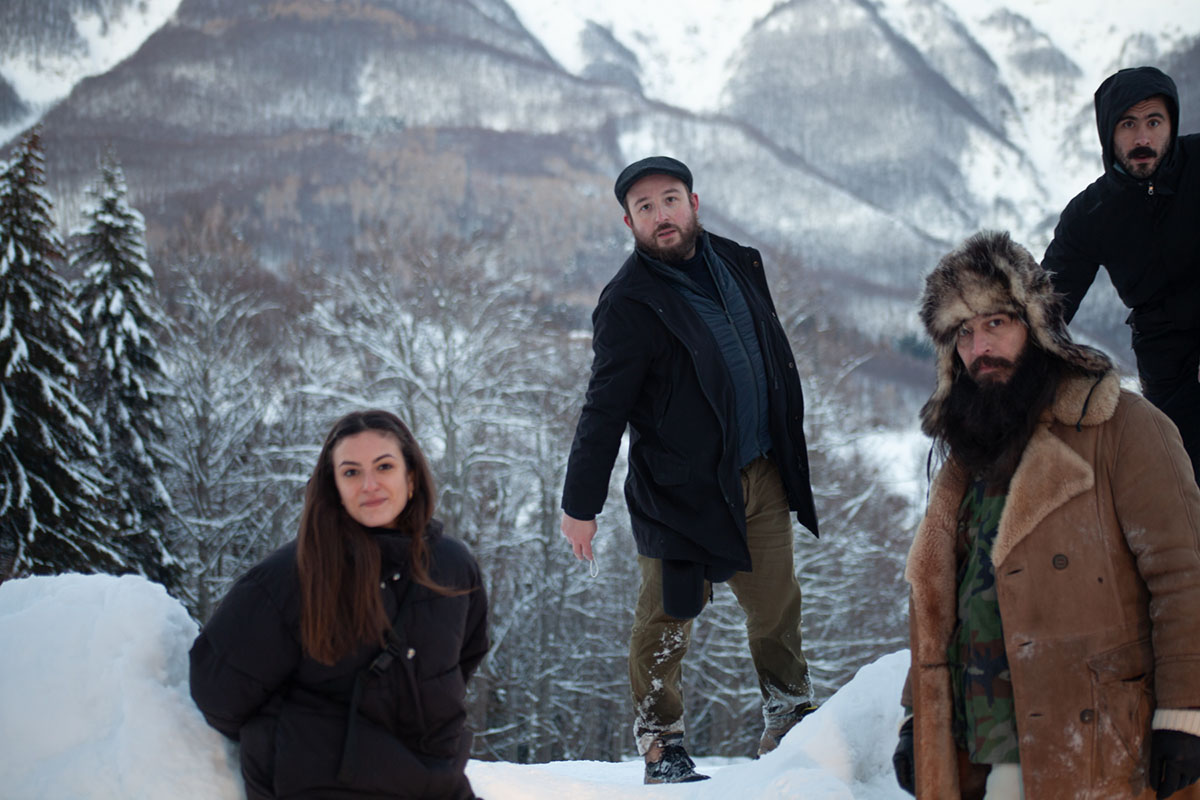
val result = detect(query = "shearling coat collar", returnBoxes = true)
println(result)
[907,371,1118,589]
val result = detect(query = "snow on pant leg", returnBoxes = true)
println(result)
[629,553,700,755]
[726,456,813,727]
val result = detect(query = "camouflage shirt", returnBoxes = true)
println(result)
[949,477,1019,764]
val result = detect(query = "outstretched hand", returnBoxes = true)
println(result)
[560,514,597,562]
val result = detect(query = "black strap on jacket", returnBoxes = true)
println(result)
[337,579,415,784]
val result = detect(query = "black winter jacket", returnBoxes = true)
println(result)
[189,522,488,799]
[561,232,818,573]
[1043,66,1200,384]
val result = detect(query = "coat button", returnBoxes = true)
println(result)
[380,581,386,589]
[406,648,416,659]
[392,573,401,581]
[1052,554,1069,570]
[1080,709,1095,723]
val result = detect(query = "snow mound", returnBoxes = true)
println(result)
[0,573,911,799]
[0,574,242,799]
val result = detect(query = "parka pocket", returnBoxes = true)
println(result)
[644,450,690,486]
[1086,638,1154,789]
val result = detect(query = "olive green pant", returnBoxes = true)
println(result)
[629,456,812,754]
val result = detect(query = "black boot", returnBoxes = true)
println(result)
[643,735,710,784]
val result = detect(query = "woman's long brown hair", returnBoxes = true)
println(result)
[297,409,455,665]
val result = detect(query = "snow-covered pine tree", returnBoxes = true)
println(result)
[0,127,124,580]
[73,153,180,588]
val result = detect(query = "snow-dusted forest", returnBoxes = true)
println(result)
[0,126,916,764]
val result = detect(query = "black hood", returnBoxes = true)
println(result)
[1093,65,1180,174]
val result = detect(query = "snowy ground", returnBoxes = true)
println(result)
[0,573,913,799]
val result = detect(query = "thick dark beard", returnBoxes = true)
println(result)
[634,212,703,266]
[937,344,1062,484]
[1118,145,1162,179]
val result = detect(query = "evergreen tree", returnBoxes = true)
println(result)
[0,127,122,580]
[73,153,180,588]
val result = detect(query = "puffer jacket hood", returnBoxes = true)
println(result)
[1094,65,1180,173]
[918,230,1113,437]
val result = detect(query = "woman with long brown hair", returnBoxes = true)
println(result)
[190,410,488,799]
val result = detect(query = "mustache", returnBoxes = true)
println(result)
[1127,146,1157,160]
[969,355,1015,379]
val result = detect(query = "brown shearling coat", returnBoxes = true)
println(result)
[903,372,1200,799]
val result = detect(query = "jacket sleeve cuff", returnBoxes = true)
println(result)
[1153,708,1200,736]
[561,508,596,522]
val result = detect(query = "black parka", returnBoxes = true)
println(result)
[1043,66,1200,384]
[189,522,488,800]
[561,232,818,574]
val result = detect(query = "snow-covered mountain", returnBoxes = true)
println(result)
[0,0,183,131]
[2,0,1198,349]
[509,0,1198,211]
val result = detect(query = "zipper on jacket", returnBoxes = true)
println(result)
[1148,182,1155,196]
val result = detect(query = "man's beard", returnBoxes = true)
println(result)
[1118,145,1163,179]
[634,210,702,265]
[938,343,1062,484]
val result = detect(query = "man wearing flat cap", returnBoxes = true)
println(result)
[560,156,820,783]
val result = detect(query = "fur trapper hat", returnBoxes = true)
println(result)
[918,230,1113,436]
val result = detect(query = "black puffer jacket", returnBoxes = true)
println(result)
[189,521,488,799]
[1043,66,1200,383]
[561,232,818,573]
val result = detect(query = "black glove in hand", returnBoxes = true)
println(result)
[893,716,915,796]
[1150,729,1200,800]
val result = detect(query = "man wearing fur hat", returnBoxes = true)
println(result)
[560,156,819,782]
[1043,65,1200,485]
[893,230,1200,799]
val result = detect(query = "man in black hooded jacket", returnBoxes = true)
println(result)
[559,157,820,783]
[1043,65,1200,483]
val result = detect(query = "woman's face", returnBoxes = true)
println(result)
[331,430,414,528]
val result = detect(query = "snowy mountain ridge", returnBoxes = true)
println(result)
[1,0,182,129]
[507,0,1199,208]
[934,0,1200,206]
[7,0,1197,203]
[1,0,1197,352]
